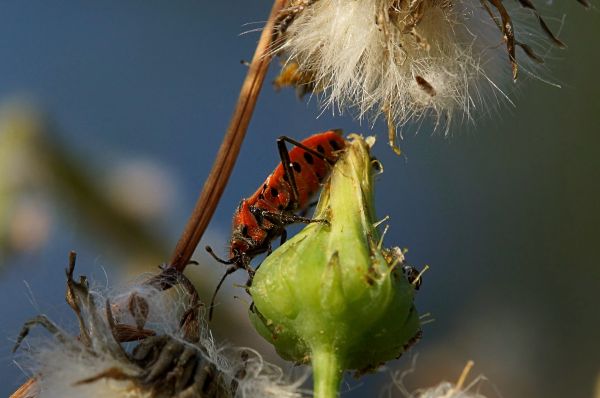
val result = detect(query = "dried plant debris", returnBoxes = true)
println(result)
[387,360,489,398]
[271,0,589,141]
[273,61,318,98]
[12,252,305,398]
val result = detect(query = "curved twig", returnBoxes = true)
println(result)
[169,0,289,272]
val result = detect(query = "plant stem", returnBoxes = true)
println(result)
[169,0,287,271]
[312,347,343,398]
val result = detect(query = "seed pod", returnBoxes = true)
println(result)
[249,135,421,397]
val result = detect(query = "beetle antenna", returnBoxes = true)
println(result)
[209,265,239,321]
[205,246,235,265]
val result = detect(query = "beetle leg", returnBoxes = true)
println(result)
[261,210,330,226]
[277,137,300,205]
[280,228,288,245]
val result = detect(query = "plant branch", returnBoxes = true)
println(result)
[169,0,287,272]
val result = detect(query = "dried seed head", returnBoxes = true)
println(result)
[387,360,489,398]
[13,257,306,398]
[273,0,582,143]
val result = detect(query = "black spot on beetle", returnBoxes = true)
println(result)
[329,140,341,150]
[316,145,325,154]
[270,187,279,197]
[241,225,248,236]
[303,152,314,164]
[292,162,302,173]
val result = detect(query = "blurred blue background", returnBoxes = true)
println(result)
[0,1,598,397]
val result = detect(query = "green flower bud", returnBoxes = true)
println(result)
[249,135,422,398]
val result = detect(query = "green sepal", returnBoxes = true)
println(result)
[249,135,422,394]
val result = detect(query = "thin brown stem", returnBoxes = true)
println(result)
[169,0,288,271]
[9,377,38,398]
